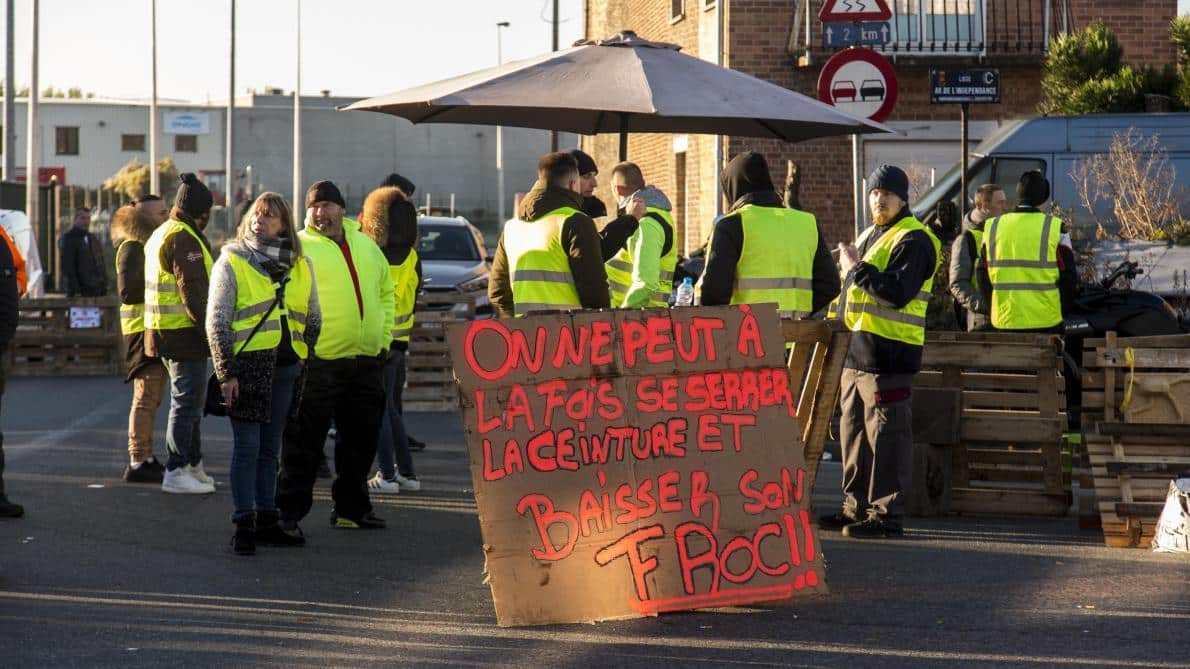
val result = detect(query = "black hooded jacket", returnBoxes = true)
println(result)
[699,152,840,313]
[0,233,18,350]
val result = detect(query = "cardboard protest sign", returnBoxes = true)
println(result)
[449,305,827,627]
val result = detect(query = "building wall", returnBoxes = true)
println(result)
[584,0,1179,248]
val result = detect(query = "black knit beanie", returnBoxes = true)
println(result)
[306,180,346,209]
[381,172,416,196]
[867,164,910,203]
[174,172,213,219]
[569,149,599,175]
[1016,170,1050,207]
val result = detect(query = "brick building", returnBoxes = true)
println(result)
[582,0,1179,250]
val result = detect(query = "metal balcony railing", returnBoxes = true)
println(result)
[874,0,1072,55]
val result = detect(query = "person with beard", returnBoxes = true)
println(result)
[568,149,645,261]
[275,181,393,534]
[488,152,609,318]
[949,184,1006,331]
[145,173,217,495]
[698,151,839,316]
[976,170,1077,332]
[359,186,422,494]
[112,204,167,482]
[824,165,940,539]
[208,192,321,554]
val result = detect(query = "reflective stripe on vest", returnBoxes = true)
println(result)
[606,207,679,308]
[225,252,315,358]
[144,220,212,331]
[730,204,818,318]
[826,217,940,346]
[985,212,1062,330]
[504,206,583,317]
[116,239,146,335]
[390,249,419,342]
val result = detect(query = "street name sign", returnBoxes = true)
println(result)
[930,68,1001,104]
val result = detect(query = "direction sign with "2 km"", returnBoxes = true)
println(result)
[822,21,891,47]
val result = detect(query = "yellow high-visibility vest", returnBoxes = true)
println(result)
[828,216,940,346]
[116,239,145,335]
[730,204,818,318]
[144,219,212,331]
[503,206,583,317]
[984,212,1063,330]
[225,251,315,359]
[389,249,419,343]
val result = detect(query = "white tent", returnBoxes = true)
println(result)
[0,209,46,297]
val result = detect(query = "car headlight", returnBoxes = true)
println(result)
[458,276,489,293]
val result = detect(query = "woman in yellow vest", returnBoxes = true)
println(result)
[207,192,321,555]
[360,185,422,494]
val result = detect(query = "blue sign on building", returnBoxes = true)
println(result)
[822,22,891,48]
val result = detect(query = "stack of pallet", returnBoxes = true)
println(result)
[404,293,476,412]
[5,296,122,376]
[916,332,1070,516]
[1081,333,1190,547]
[780,319,851,491]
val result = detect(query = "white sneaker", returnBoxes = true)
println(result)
[188,462,216,486]
[367,472,400,494]
[392,472,421,492]
[162,467,216,495]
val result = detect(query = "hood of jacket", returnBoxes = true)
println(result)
[721,151,778,211]
[517,180,586,222]
[360,186,418,251]
[624,185,672,212]
[110,206,158,245]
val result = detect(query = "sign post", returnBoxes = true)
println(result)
[930,68,1001,219]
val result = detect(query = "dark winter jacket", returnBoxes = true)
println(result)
[0,233,18,349]
[842,206,938,375]
[975,204,1078,331]
[949,210,991,332]
[489,180,609,318]
[113,208,164,380]
[700,152,840,314]
[578,193,641,262]
[59,226,107,297]
[206,241,323,423]
[145,216,213,361]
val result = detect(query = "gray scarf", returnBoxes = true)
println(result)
[242,231,295,277]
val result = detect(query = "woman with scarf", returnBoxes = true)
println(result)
[207,192,322,555]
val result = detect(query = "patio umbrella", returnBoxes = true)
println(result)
[342,31,892,160]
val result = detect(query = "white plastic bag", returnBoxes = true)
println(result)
[1152,477,1190,554]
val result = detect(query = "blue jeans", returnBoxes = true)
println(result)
[163,357,208,472]
[230,363,301,520]
[376,349,414,480]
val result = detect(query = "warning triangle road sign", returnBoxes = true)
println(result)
[819,0,893,22]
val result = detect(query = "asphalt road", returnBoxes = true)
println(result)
[1,376,1188,668]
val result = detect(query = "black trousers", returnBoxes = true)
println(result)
[0,349,7,499]
[839,368,915,524]
[276,355,385,523]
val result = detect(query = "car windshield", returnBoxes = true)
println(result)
[418,225,480,261]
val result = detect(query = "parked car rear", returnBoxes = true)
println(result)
[417,215,492,316]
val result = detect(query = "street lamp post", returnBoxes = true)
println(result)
[496,21,510,226]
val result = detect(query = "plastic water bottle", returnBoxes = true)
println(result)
[675,277,695,307]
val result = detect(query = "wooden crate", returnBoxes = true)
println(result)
[916,331,1071,516]
[781,319,852,491]
[1081,333,1190,547]
[405,292,476,412]
[5,296,121,376]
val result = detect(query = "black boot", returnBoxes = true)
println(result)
[256,510,305,547]
[232,514,256,555]
[0,495,24,518]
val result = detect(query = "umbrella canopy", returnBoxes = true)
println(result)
[343,31,892,154]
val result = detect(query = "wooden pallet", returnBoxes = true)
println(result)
[916,331,1070,516]
[4,296,122,376]
[1081,333,1190,547]
[780,319,851,491]
[404,292,476,412]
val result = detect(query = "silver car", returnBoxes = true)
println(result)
[417,215,492,316]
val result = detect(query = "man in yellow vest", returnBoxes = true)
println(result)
[276,181,395,533]
[605,161,678,308]
[567,149,644,262]
[699,151,840,316]
[824,165,940,539]
[489,152,611,318]
[113,203,166,483]
[977,170,1077,332]
[949,184,1005,331]
[359,185,422,494]
[145,173,217,495]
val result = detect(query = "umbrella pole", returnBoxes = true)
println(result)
[618,131,627,162]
